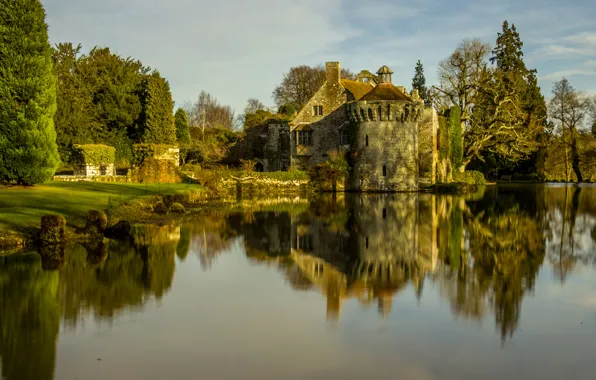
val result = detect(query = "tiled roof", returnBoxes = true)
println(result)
[376,65,393,74]
[341,79,374,100]
[360,83,413,102]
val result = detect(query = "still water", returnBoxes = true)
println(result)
[1,184,596,380]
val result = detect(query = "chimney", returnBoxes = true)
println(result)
[326,62,341,85]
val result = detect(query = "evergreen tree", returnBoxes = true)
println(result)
[0,0,60,185]
[412,59,428,105]
[592,121,596,137]
[175,108,191,144]
[139,72,176,144]
[490,21,524,72]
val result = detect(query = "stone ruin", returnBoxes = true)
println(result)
[72,144,116,177]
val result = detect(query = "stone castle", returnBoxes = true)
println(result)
[255,61,438,192]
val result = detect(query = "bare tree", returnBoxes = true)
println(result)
[549,78,591,181]
[272,64,356,109]
[432,39,491,121]
[183,90,235,139]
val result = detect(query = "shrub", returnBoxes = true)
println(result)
[71,144,116,167]
[453,170,486,186]
[170,203,185,214]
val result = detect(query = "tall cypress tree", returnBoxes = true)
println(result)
[139,71,176,144]
[412,59,428,105]
[0,0,60,185]
[175,108,190,144]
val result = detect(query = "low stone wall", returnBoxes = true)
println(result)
[53,175,129,183]
[216,177,309,200]
[129,159,184,183]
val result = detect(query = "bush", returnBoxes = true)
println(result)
[170,203,185,214]
[453,170,486,186]
[72,144,116,167]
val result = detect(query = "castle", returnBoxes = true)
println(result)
[255,61,438,192]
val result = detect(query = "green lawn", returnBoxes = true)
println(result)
[0,181,200,232]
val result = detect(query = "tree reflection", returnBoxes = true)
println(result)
[0,253,60,380]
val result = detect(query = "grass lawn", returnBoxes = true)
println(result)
[0,181,200,232]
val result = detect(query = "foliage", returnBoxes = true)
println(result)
[175,108,191,144]
[278,103,297,116]
[592,121,596,137]
[308,150,348,192]
[182,127,239,166]
[411,59,429,105]
[51,43,151,164]
[272,64,355,109]
[0,0,60,185]
[131,144,176,166]
[170,203,185,214]
[137,71,176,144]
[438,116,449,159]
[453,170,486,186]
[71,144,116,166]
[447,106,463,170]
[240,159,256,173]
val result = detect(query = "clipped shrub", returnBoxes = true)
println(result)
[163,192,187,207]
[86,210,108,231]
[71,144,116,167]
[453,170,486,186]
[170,203,186,214]
[153,201,167,214]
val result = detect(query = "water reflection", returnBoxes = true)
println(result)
[1,185,596,379]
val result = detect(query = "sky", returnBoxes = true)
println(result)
[41,0,596,114]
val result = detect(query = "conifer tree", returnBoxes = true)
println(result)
[139,71,176,144]
[0,0,60,185]
[175,108,191,144]
[412,60,428,105]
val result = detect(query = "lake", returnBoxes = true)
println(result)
[1,184,595,380]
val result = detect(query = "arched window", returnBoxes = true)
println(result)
[382,165,387,176]
[360,108,366,120]
[365,237,369,249]
[365,135,369,147]
[377,106,382,120]
[387,104,391,120]
[383,208,387,219]
[368,108,374,120]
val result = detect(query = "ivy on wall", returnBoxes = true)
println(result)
[132,144,177,166]
[72,144,116,167]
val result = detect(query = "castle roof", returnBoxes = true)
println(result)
[359,83,413,102]
[341,79,374,100]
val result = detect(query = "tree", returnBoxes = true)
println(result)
[175,108,191,144]
[432,39,491,118]
[272,64,355,109]
[592,121,596,137]
[51,43,94,161]
[412,60,429,105]
[549,78,591,182]
[0,0,60,185]
[184,90,235,138]
[138,71,176,144]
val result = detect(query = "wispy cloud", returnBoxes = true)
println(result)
[41,0,596,111]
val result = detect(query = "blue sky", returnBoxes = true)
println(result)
[42,0,596,114]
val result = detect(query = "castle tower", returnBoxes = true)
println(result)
[346,65,423,192]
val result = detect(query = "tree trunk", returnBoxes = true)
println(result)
[570,129,582,182]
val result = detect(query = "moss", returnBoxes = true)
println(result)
[39,215,66,245]
[40,215,66,229]
[170,203,185,214]
[453,170,486,186]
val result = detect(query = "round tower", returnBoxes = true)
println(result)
[346,65,424,192]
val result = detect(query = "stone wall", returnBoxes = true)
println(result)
[291,62,350,170]
[53,174,128,183]
[262,123,291,171]
[347,118,419,192]
[73,163,115,177]
[130,159,184,183]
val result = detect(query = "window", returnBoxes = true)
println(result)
[298,234,314,251]
[365,237,369,249]
[340,129,350,145]
[365,135,369,147]
[314,262,324,277]
[383,165,387,176]
[297,130,313,146]
[368,108,373,120]
[383,208,387,219]
[313,105,323,116]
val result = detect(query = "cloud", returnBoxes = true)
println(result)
[41,0,596,112]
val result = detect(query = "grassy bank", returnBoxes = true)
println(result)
[0,182,199,234]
